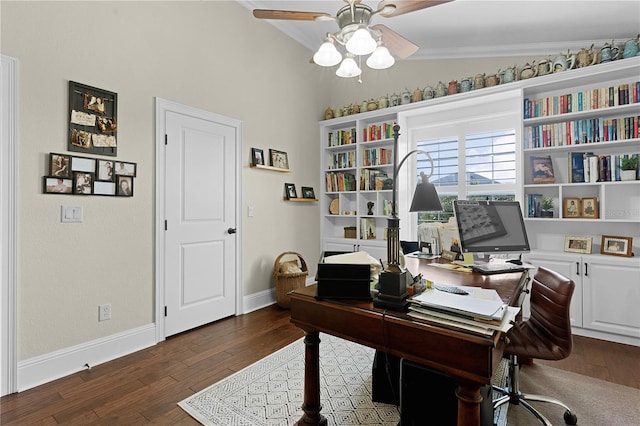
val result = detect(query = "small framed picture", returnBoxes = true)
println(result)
[114,161,136,176]
[73,172,94,195]
[284,183,297,199]
[96,159,115,181]
[71,156,96,173]
[43,176,73,194]
[563,197,581,218]
[270,149,289,169]
[600,235,633,257]
[564,235,592,254]
[116,175,134,197]
[301,186,315,199]
[94,181,116,196]
[251,148,264,166]
[49,153,72,178]
[581,197,598,218]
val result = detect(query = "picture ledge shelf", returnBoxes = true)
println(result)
[250,164,291,173]
[283,197,318,202]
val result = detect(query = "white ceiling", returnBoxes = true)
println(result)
[239,0,640,60]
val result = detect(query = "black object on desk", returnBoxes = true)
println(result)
[316,252,371,300]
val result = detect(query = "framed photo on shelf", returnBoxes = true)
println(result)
[49,153,72,178]
[301,186,315,199]
[270,149,289,169]
[360,218,376,240]
[563,197,581,218]
[581,197,598,219]
[600,235,633,257]
[530,154,555,184]
[43,177,73,194]
[251,148,264,166]
[284,183,297,199]
[564,235,592,254]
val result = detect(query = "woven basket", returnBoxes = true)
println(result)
[273,251,308,309]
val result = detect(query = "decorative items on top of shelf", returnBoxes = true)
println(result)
[600,235,633,257]
[68,81,117,157]
[269,149,289,169]
[564,235,593,254]
[284,183,297,199]
[43,152,136,197]
[321,37,640,120]
[251,148,264,166]
[561,197,599,219]
[283,184,317,202]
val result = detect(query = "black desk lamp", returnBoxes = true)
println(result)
[374,124,442,310]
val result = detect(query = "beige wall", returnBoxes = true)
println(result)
[2,0,555,363]
[1,0,328,360]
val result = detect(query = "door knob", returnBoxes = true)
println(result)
[227,227,237,234]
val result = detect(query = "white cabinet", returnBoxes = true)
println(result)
[525,251,640,344]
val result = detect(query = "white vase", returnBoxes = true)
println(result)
[621,170,636,181]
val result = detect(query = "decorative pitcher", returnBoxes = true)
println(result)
[435,81,447,97]
[499,66,516,83]
[485,74,500,87]
[423,85,435,100]
[622,35,640,58]
[552,51,575,72]
[536,59,552,76]
[575,45,598,68]
[519,62,537,79]
[324,107,334,120]
[411,87,423,103]
[460,78,472,92]
[600,42,619,63]
[447,80,458,95]
[474,73,485,89]
[401,88,412,105]
[378,95,389,109]
[367,99,378,111]
[389,93,399,107]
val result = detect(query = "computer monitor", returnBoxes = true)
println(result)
[453,200,531,255]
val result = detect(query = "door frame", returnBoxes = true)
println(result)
[1,55,18,396]
[154,98,243,342]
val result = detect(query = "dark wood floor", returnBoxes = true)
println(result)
[1,304,639,425]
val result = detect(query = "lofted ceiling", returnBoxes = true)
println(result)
[239,0,640,60]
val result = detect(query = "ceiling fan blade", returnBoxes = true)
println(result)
[371,24,418,59]
[253,9,332,21]
[377,0,453,17]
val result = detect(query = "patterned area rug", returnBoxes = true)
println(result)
[179,334,509,425]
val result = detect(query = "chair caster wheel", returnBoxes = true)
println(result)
[564,410,578,425]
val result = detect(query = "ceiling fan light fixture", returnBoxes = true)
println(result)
[313,38,342,67]
[345,26,377,56]
[366,43,395,70]
[336,54,361,78]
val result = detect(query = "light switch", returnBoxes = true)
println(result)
[61,205,83,223]
[248,205,254,217]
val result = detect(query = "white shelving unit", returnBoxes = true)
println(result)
[319,57,640,344]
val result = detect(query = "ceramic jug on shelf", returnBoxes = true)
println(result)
[389,93,399,107]
[552,51,575,72]
[460,77,472,92]
[519,62,537,79]
[351,103,360,114]
[334,107,342,118]
[575,45,598,68]
[324,107,334,120]
[367,99,378,111]
[447,80,458,95]
[401,88,412,105]
[411,87,423,103]
[435,81,447,97]
[423,85,435,100]
[499,66,516,83]
[378,95,389,109]
[485,74,500,87]
[536,59,552,76]
[600,42,619,63]
[360,100,368,113]
[622,35,639,58]
[474,73,485,89]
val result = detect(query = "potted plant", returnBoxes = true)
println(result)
[541,197,554,218]
[619,156,638,181]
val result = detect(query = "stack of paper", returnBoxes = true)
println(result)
[408,285,520,335]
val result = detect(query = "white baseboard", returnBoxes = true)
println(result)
[16,287,302,392]
[17,323,156,392]
[572,326,640,347]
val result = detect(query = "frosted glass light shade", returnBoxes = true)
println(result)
[345,27,376,56]
[366,45,395,69]
[336,56,361,78]
[313,40,342,67]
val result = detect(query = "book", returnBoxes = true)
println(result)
[530,155,555,183]
[568,152,585,183]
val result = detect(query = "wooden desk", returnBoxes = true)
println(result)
[289,258,528,426]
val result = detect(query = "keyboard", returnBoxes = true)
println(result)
[471,262,526,275]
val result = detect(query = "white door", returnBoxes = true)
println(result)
[162,107,238,337]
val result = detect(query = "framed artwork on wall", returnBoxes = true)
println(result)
[68,81,118,157]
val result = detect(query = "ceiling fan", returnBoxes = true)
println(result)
[253,0,452,77]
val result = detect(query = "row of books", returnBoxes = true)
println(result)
[327,128,356,147]
[325,171,356,193]
[569,152,639,183]
[524,115,639,149]
[362,122,395,142]
[362,147,393,167]
[526,194,546,218]
[523,81,640,118]
[359,169,391,191]
[327,151,356,170]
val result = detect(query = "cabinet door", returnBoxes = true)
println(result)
[582,256,640,338]
[524,252,583,327]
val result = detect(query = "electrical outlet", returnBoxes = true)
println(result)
[98,304,111,321]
